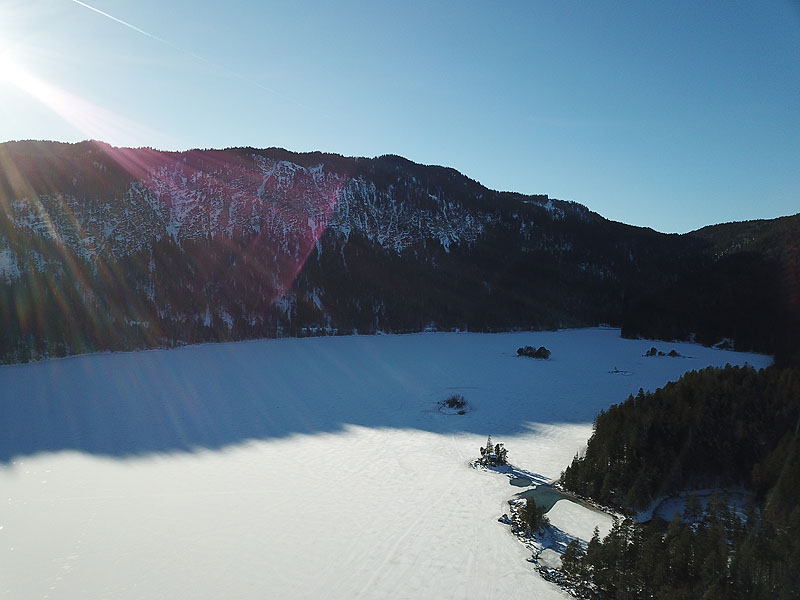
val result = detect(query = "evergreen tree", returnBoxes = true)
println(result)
[561,539,585,579]
[480,435,493,465]
[520,497,549,533]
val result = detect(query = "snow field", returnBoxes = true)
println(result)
[546,499,614,543]
[0,329,770,599]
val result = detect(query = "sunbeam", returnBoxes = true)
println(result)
[0,137,344,361]
[0,55,163,147]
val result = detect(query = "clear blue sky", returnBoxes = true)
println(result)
[0,0,797,233]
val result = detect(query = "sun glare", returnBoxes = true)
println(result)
[0,53,163,147]
[0,53,25,87]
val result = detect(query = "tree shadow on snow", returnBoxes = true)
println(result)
[0,332,749,462]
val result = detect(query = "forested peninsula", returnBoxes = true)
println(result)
[557,363,800,599]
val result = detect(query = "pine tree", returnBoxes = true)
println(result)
[495,443,508,465]
[683,492,703,522]
[480,435,493,465]
[561,539,585,578]
[520,497,549,533]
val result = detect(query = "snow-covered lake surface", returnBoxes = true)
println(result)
[0,329,770,599]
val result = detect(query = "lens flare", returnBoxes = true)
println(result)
[0,58,341,361]
[0,55,162,147]
[0,139,344,360]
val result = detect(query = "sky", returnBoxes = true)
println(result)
[0,1,797,233]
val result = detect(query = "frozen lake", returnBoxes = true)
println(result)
[0,329,770,599]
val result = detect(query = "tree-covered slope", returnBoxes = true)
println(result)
[622,213,800,363]
[0,140,797,363]
[557,363,800,598]
[561,364,800,511]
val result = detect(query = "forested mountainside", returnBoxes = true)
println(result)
[561,365,800,512]
[558,364,800,599]
[0,140,797,363]
[624,215,800,363]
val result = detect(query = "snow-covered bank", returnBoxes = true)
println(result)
[0,329,770,599]
[546,499,614,543]
[636,488,755,523]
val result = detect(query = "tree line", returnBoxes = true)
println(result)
[557,363,800,598]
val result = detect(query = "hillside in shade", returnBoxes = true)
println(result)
[0,139,797,363]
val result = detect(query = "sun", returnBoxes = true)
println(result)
[0,53,33,91]
[0,52,160,147]
[0,53,20,85]
[0,53,57,111]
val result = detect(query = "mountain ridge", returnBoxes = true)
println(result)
[0,139,797,363]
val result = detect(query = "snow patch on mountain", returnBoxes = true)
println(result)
[3,151,531,276]
[329,176,494,252]
[0,247,21,282]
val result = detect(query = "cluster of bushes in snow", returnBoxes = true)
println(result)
[517,345,551,359]
[438,393,468,414]
[644,346,682,357]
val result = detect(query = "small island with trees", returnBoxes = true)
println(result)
[644,346,684,357]
[475,438,548,532]
[517,345,551,359]
[479,435,509,466]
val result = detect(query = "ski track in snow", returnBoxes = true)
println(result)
[0,329,770,599]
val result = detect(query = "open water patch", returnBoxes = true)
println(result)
[509,477,533,487]
[514,484,569,512]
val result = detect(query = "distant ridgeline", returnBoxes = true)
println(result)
[0,140,797,363]
[558,364,800,598]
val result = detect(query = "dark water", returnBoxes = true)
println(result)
[514,484,570,512]
[509,477,532,487]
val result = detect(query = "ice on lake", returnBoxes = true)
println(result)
[0,329,770,599]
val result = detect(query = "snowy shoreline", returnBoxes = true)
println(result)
[473,459,619,595]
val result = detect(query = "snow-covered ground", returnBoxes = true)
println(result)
[546,499,614,543]
[636,488,755,523]
[0,329,770,599]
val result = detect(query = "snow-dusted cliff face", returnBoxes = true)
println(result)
[332,176,494,253]
[1,140,790,363]
[0,141,613,362]
[3,144,581,266]
[6,151,341,265]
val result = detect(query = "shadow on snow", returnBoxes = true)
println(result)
[0,330,762,462]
